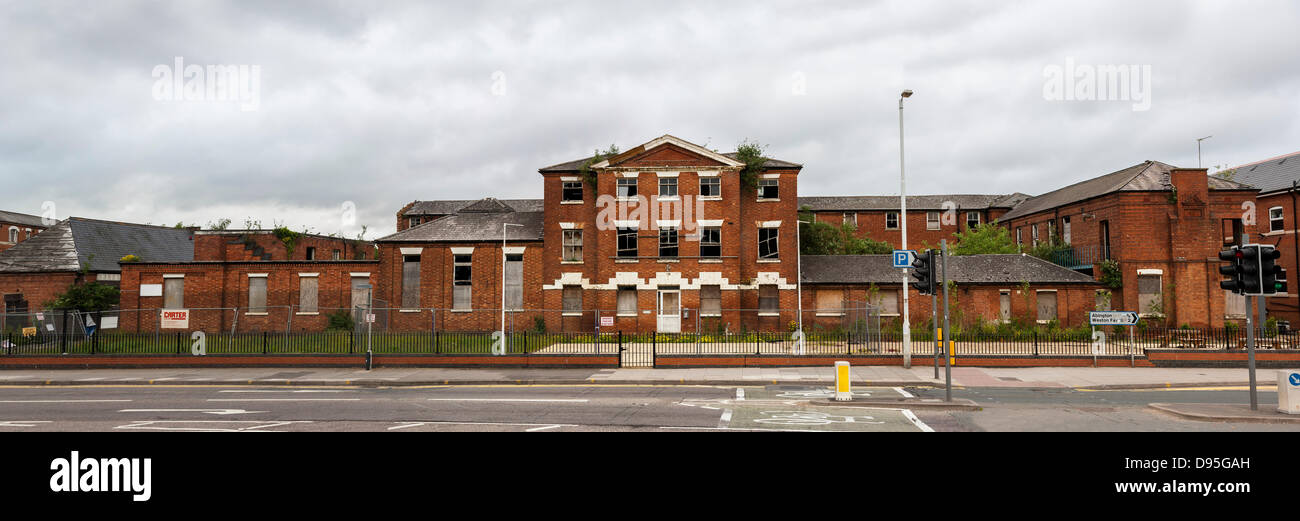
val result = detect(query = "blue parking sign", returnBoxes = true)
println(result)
[892,250,916,268]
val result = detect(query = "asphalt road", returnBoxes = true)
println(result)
[0,384,1294,432]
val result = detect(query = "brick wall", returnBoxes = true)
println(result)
[0,221,46,253]
[194,231,375,262]
[1255,190,1300,321]
[814,208,997,249]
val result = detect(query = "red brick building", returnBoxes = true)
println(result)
[998,161,1258,327]
[0,218,194,329]
[376,135,805,333]
[1217,150,1300,321]
[798,194,1028,249]
[193,229,375,261]
[0,210,49,253]
[800,254,1101,330]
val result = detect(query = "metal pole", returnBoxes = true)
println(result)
[366,285,373,370]
[899,91,912,368]
[932,285,938,379]
[941,239,951,403]
[796,219,804,355]
[1249,294,1260,410]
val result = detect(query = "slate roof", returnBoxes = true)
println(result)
[403,199,543,216]
[0,210,48,228]
[1216,150,1300,195]
[0,218,194,273]
[999,160,1256,221]
[537,152,801,172]
[379,197,544,242]
[798,194,1029,212]
[800,254,1099,285]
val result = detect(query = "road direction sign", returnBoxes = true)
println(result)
[1089,311,1139,326]
[892,250,917,268]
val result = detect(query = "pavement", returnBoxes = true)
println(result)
[0,364,1287,389]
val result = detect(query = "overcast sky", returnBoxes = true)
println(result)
[2,0,1298,237]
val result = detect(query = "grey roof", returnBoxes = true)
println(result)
[378,202,544,243]
[0,218,194,273]
[0,210,48,228]
[801,254,1099,285]
[538,152,800,172]
[403,199,543,216]
[799,194,1029,212]
[1216,150,1300,195]
[1000,160,1256,221]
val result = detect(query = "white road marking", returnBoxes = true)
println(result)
[115,420,309,432]
[894,387,914,398]
[719,409,733,427]
[386,421,579,430]
[217,389,353,393]
[75,377,108,381]
[0,420,52,427]
[387,422,428,430]
[735,388,745,400]
[660,426,829,432]
[120,409,267,415]
[901,409,934,432]
[425,398,588,403]
[152,377,180,381]
[0,399,132,403]
[207,398,361,402]
[524,424,565,432]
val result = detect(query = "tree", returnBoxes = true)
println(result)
[798,207,893,255]
[735,139,769,189]
[47,282,120,313]
[579,144,621,186]
[947,222,1021,255]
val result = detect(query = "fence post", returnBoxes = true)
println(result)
[435,330,440,355]
[618,330,622,359]
[6,332,11,355]
[1033,329,1039,357]
[175,331,182,354]
[262,331,268,355]
[349,327,355,354]
[60,309,69,354]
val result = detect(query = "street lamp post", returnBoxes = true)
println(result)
[899,89,914,368]
[501,222,524,355]
[357,283,374,370]
[1197,135,1212,168]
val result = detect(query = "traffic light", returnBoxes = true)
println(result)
[1260,245,1286,295]
[1219,246,1244,294]
[1240,245,1262,295]
[911,249,937,295]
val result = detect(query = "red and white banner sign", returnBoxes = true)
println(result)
[160,309,190,329]
[600,316,614,327]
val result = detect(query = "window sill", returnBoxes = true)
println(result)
[880,313,900,318]
[450,309,473,313]
[926,227,941,231]
[755,199,780,203]
[757,312,780,317]
[698,196,722,201]
[615,259,640,263]
[295,312,319,316]
[1263,230,1285,236]
[245,312,268,316]
[700,314,721,318]
[561,312,583,317]
[756,259,781,263]
[617,313,637,317]
[560,261,584,264]
[657,259,680,263]
[815,313,845,317]
[560,200,583,205]
[1036,319,1058,324]
[616,197,640,203]
[399,309,422,313]
[698,259,723,263]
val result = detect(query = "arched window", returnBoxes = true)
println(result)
[7,228,16,243]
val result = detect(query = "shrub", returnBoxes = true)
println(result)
[326,310,354,331]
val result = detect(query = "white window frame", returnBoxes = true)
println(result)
[758,227,779,260]
[885,212,899,230]
[843,212,857,227]
[562,229,583,263]
[966,211,981,229]
[1269,206,1284,233]
[926,212,940,230]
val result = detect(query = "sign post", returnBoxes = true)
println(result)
[1089,311,1139,368]
[940,240,951,403]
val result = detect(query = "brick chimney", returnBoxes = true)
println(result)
[1169,167,1210,207]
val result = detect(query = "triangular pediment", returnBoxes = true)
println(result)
[593,135,745,169]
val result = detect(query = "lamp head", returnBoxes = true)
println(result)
[901,89,913,98]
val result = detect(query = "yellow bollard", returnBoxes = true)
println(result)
[834,361,852,401]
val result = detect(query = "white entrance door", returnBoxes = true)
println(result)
[657,289,681,333]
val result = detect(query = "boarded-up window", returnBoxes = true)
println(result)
[816,289,843,315]
[1224,290,1246,318]
[402,255,420,309]
[759,285,778,313]
[563,286,582,313]
[563,230,583,262]
[248,277,267,312]
[163,278,184,309]
[505,254,523,310]
[1094,290,1110,312]
[700,285,721,316]
[1037,291,1058,322]
[1138,274,1162,315]
[617,286,637,316]
[874,289,899,315]
[298,276,318,313]
[1000,291,1011,321]
[350,276,370,312]
[453,254,471,310]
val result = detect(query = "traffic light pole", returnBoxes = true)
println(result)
[1249,294,1260,411]
[941,240,952,403]
[932,287,938,379]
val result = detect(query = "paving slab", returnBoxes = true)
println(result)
[1149,403,1300,423]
